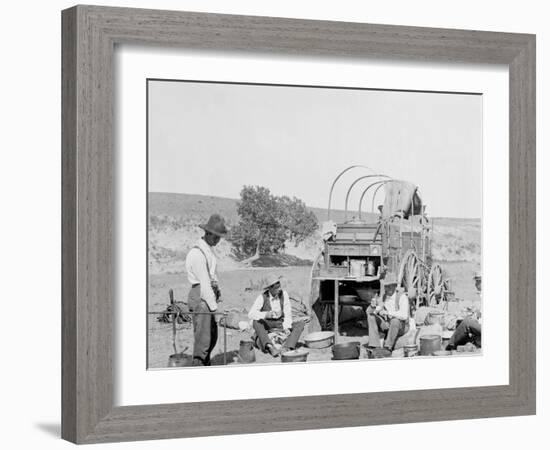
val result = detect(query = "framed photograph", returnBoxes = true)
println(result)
[62,5,536,444]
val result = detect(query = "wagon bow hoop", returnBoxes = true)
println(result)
[327,165,377,220]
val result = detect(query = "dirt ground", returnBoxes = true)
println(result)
[147,261,480,368]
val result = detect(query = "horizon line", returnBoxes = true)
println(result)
[148,191,482,221]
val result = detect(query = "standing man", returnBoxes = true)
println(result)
[185,214,227,366]
[248,275,305,357]
[366,279,410,354]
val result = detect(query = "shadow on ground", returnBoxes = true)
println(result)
[211,350,240,365]
[339,321,369,337]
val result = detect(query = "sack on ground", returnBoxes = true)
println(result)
[289,294,311,323]
[220,309,249,330]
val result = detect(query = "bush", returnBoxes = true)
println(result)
[230,186,318,258]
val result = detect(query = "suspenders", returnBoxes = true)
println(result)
[192,245,213,280]
[192,245,221,300]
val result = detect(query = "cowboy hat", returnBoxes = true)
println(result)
[199,214,228,237]
[263,275,283,290]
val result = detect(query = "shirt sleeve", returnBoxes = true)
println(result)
[282,292,293,330]
[393,293,409,321]
[248,295,267,321]
[187,249,217,311]
[383,294,396,314]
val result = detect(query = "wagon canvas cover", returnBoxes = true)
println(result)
[383,180,422,219]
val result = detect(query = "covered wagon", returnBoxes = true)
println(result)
[309,166,451,336]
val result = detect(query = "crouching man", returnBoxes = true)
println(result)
[248,275,305,357]
[366,279,410,354]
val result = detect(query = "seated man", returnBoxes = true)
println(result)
[445,315,481,350]
[248,275,305,357]
[366,279,410,354]
[446,272,482,350]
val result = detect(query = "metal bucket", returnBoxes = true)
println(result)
[419,334,442,356]
[238,340,256,363]
[404,344,418,357]
[350,260,365,277]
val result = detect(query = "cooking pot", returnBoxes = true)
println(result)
[281,349,309,363]
[419,334,442,356]
[238,340,256,363]
[332,341,361,360]
[168,352,193,367]
[403,344,418,357]
[355,287,376,302]
[426,311,445,326]
[304,331,335,349]
[366,347,392,359]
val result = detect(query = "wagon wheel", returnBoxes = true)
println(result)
[397,250,426,311]
[427,264,447,309]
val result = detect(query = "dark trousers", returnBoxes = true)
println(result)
[366,306,409,350]
[253,319,305,351]
[447,316,481,349]
[188,286,218,365]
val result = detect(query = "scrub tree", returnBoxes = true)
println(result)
[231,185,318,262]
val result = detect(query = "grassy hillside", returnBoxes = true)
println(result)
[148,192,481,274]
[149,192,378,225]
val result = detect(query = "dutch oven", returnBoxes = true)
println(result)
[281,349,309,363]
[365,347,392,359]
[332,341,361,360]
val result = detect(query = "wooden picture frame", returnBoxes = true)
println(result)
[61,5,536,444]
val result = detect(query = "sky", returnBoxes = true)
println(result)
[148,80,482,219]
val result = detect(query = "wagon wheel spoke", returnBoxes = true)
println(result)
[397,250,426,313]
[428,264,446,308]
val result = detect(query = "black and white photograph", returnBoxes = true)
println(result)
[0,0,544,447]
[147,79,483,368]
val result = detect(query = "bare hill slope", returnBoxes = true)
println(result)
[148,192,480,274]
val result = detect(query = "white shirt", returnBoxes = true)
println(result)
[185,238,219,311]
[248,290,293,330]
[384,291,409,321]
